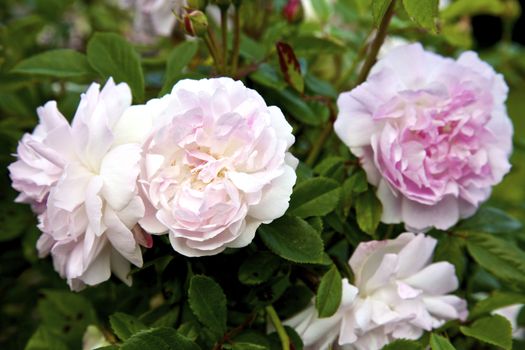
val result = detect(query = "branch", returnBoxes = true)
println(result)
[355,0,396,85]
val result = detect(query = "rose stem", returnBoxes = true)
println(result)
[207,27,222,69]
[305,0,396,167]
[220,6,229,74]
[231,3,241,76]
[265,305,290,350]
[204,34,221,71]
[355,0,396,85]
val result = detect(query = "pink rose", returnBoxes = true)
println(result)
[339,233,468,349]
[36,78,153,290]
[335,43,513,231]
[138,78,298,257]
[8,101,72,213]
[286,233,467,350]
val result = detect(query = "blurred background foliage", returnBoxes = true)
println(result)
[0,0,524,349]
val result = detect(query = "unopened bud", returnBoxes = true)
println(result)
[187,0,208,10]
[283,0,303,24]
[184,10,208,37]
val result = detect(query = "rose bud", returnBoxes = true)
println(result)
[183,10,209,37]
[283,0,304,24]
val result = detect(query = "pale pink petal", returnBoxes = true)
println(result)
[403,262,458,295]
[100,144,142,211]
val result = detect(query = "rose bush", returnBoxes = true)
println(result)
[1,0,524,349]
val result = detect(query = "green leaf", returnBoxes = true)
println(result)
[247,275,291,307]
[288,177,341,218]
[289,36,345,55]
[188,275,227,335]
[233,330,271,349]
[307,216,324,234]
[178,322,200,341]
[0,92,33,117]
[276,42,304,94]
[441,0,507,20]
[313,157,345,180]
[311,0,331,21]
[275,285,315,318]
[441,21,473,48]
[109,312,148,341]
[250,64,287,91]
[275,88,322,126]
[239,34,267,61]
[87,32,145,101]
[470,292,525,319]
[466,232,525,288]
[355,188,382,236]
[460,315,512,350]
[345,170,368,194]
[12,49,95,79]
[268,327,303,350]
[121,327,201,350]
[239,252,282,285]
[37,290,97,348]
[316,265,342,318]
[232,343,267,350]
[161,41,199,95]
[25,327,68,350]
[0,202,32,242]
[304,74,337,98]
[382,339,423,350]
[458,207,522,233]
[430,334,456,350]
[284,326,304,350]
[372,0,392,26]
[259,216,324,264]
[402,0,439,32]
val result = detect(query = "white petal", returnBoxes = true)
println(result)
[80,244,111,286]
[113,104,153,145]
[248,165,296,222]
[225,219,260,248]
[104,206,143,267]
[100,144,142,211]
[403,262,458,295]
[396,234,436,278]
[52,162,92,211]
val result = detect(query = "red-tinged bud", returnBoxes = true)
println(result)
[283,0,303,24]
[183,10,208,37]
